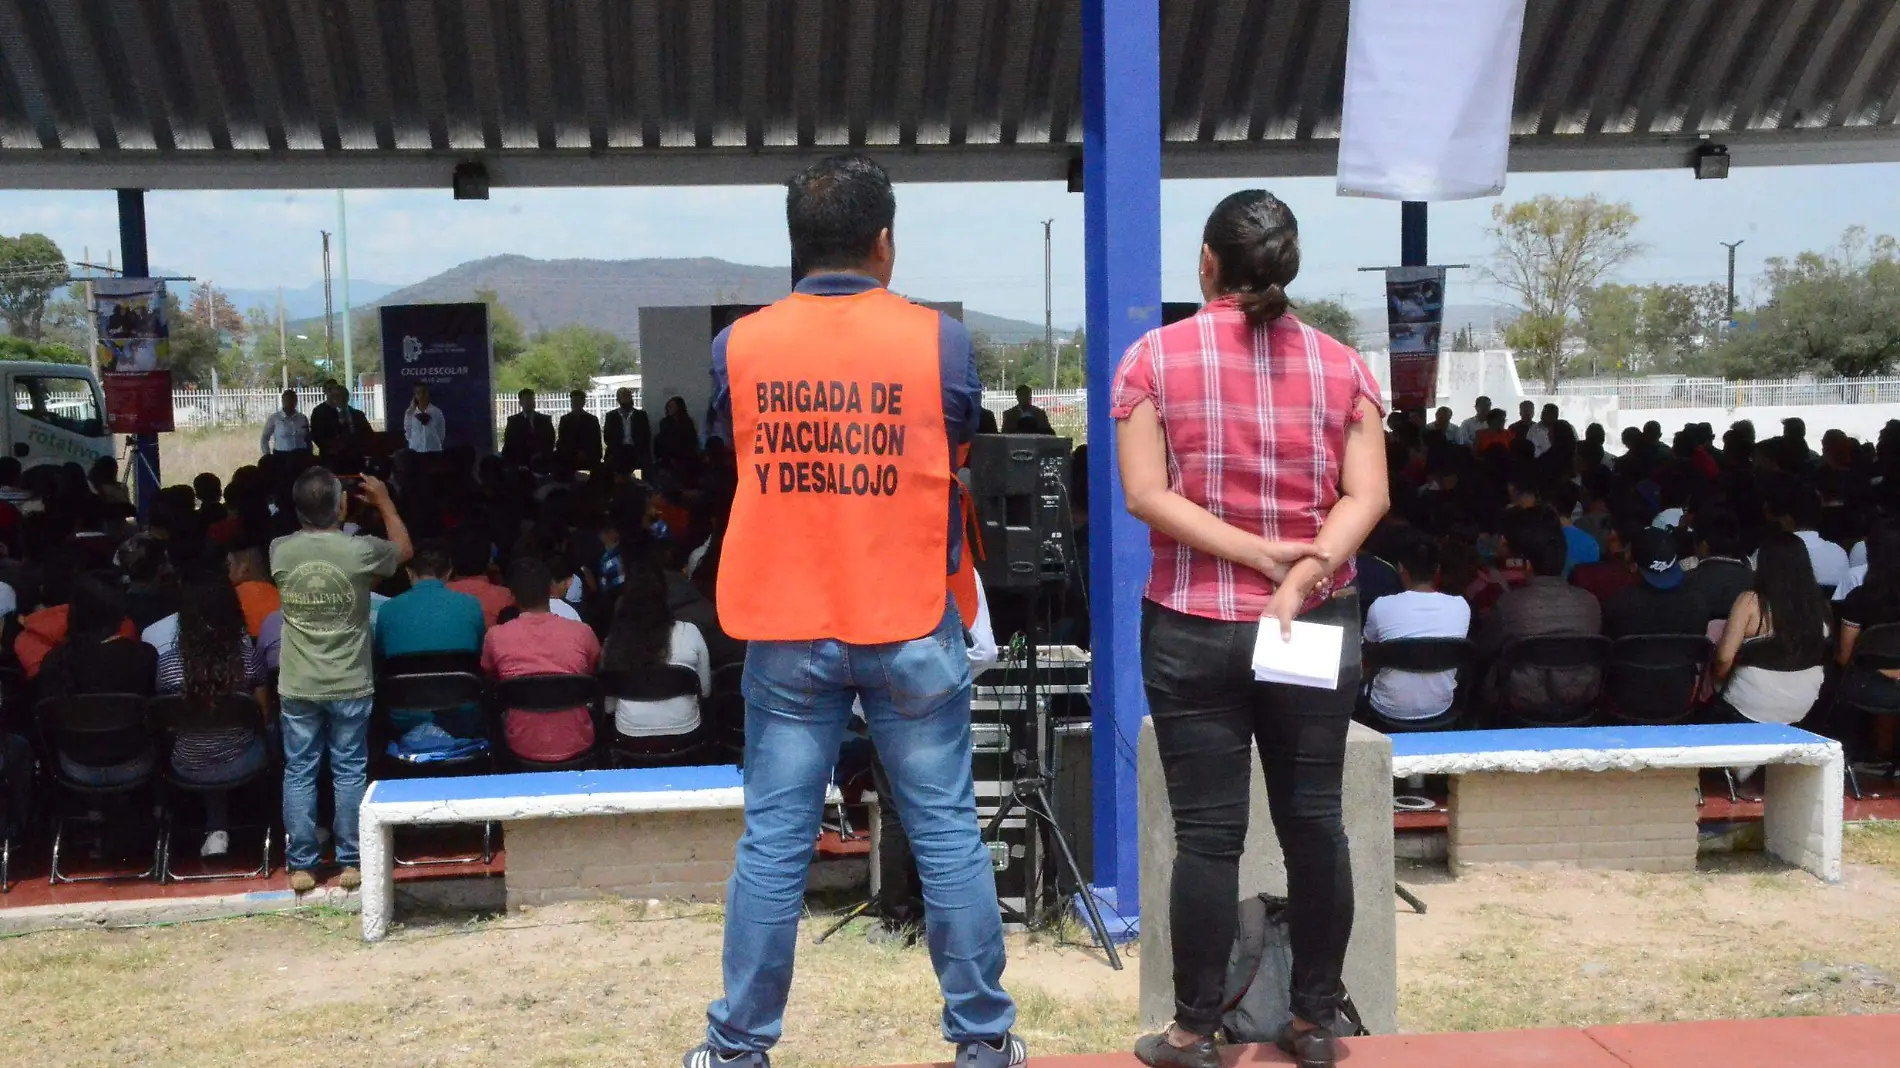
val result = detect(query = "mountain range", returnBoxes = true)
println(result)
[271,254,1051,344]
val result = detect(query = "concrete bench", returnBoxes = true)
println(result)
[359,766,747,941]
[1391,723,1843,882]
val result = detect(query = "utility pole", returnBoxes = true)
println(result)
[321,230,335,371]
[83,245,97,377]
[277,286,289,389]
[1720,240,1744,322]
[338,190,354,388]
[1042,219,1056,387]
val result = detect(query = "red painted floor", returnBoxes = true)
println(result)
[868,1015,1900,1067]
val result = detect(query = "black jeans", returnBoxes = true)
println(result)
[1144,592,1362,1036]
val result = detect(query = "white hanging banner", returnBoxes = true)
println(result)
[1336,0,1528,201]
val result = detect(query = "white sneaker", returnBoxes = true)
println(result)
[200,831,230,858]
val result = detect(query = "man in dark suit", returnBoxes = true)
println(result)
[501,389,556,467]
[1002,384,1054,435]
[308,381,372,465]
[602,386,653,475]
[556,389,603,468]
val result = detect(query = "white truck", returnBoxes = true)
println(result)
[2,361,113,470]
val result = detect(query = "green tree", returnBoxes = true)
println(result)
[0,233,68,340]
[1293,296,1360,345]
[1714,227,1900,378]
[0,335,85,365]
[498,325,638,391]
[1578,283,1641,375]
[1485,195,1642,391]
[476,288,529,365]
[1449,324,1478,351]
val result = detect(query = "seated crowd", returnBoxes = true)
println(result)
[0,389,744,889]
[1354,401,1900,781]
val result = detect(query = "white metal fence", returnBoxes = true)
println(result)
[1553,376,1900,410]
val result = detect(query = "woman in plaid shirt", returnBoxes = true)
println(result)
[1117,192,1389,1068]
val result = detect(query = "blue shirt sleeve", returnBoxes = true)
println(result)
[939,315,981,446]
[708,325,735,448]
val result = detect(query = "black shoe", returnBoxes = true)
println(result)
[681,1044,769,1068]
[1133,1029,1219,1068]
[1275,1021,1339,1067]
[956,1032,1027,1067]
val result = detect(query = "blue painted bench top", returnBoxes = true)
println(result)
[1391,723,1828,760]
[368,765,742,806]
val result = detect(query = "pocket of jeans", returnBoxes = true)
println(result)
[742,641,824,711]
[883,629,970,714]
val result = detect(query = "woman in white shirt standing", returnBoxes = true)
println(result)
[601,557,711,739]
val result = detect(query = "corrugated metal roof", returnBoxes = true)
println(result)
[3,0,1898,188]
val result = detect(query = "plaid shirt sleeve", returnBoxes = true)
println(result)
[1343,347,1386,425]
[1109,331,1158,420]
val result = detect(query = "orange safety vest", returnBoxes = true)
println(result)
[718,287,952,644]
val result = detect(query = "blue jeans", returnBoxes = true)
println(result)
[706,600,1014,1052]
[280,696,372,870]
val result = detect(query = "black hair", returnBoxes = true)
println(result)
[602,559,677,672]
[1694,506,1747,558]
[506,556,552,609]
[1752,532,1831,666]
[786,154,896,274]
[450,532,493,579]
[1395,534,1440,586]
[192,472,222,506]
[1510,511,1568,577]
[0,456,19,486]
[1547,480,1580,517]
[1201,190,1300,327]
[68,571,126,646]
[1856,522,1900,618]
[409,539,453,579]
[176,572,247,709]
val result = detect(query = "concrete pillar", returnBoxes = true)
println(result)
[1138,719,1398,1034]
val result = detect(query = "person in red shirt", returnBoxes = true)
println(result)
[1570,515,1644,604]
[446,532,515,627]
[1114,190,1387,1068]
[225,546,280,639]
[482,556,599,765]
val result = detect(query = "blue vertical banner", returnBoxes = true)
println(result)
[380,303,494,455]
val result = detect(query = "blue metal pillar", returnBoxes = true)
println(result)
[1082,0,1161,933]
[1401,201,1428,268]
[118,189,160,520]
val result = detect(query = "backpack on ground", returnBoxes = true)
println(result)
[1219,893,1370,1044]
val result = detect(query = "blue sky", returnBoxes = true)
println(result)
[1,160,1894,327]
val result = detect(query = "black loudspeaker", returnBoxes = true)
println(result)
[968,434,1075,591]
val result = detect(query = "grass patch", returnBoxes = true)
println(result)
[1845,821,1900,871]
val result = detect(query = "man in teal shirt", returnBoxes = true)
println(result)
[374,541,487,743]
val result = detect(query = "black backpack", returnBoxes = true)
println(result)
[1219,893,1370,1044]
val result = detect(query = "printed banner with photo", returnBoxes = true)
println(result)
[1385,266,1447,411]
[95,278,175,433]
[380,302,495,455]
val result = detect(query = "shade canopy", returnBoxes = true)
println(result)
[3,0,1897,189]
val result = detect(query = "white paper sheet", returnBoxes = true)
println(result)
[1252,620,1345,691]
[1337,0,1529,201]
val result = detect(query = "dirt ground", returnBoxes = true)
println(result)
[4,824,1896,1068]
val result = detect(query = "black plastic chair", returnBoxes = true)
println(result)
[149,693,275,883]
[1360,638,1475,733]
[1605,635,1713,726]
[600,666,712,768]
[375,659,499,866]
[492,673,604,770]
[1489,635,1613,728]
[1834,622,1900,800]
[709,664,746,761]
[36,694,164,885]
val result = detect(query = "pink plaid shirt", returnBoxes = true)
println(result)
[1110,299,1384,622]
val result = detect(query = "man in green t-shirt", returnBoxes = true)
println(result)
[271,467,412,893]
